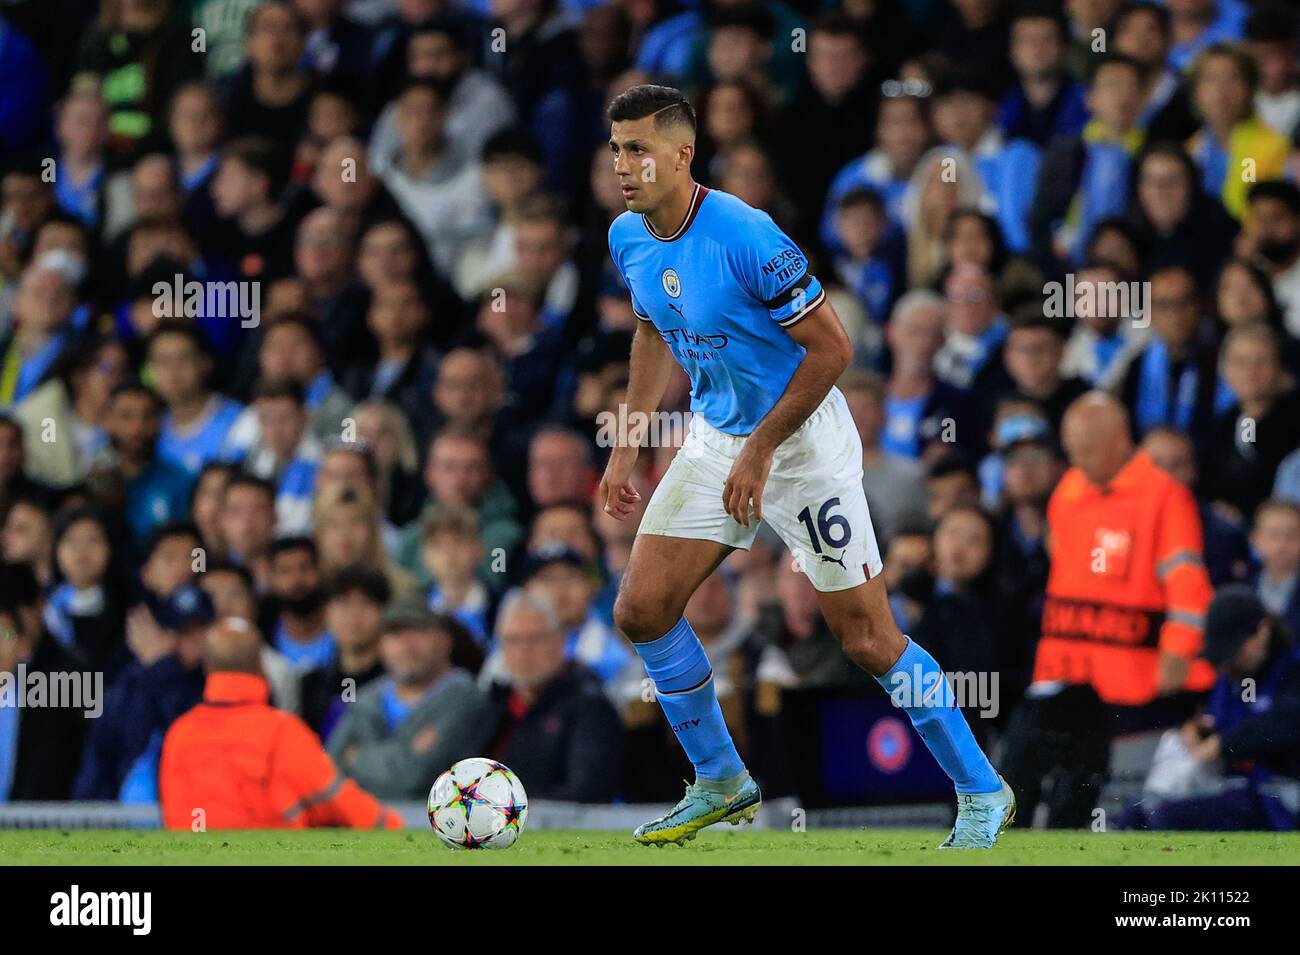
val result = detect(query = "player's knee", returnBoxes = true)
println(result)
[613,591,674,643]
[831,607,901,673]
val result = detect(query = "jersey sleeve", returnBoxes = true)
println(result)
[730,212,825,328]
[607,228,651,322]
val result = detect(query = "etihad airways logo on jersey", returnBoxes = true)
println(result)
[658,327,728,362]
[658,328,729,349]
[761,248,806,286]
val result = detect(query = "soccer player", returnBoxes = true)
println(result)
[602,85,1014,848]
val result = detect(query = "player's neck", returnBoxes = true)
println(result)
[645,179,699,237]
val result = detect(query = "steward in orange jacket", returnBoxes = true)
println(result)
[160,618,403,830]
[1035,396,1216,707]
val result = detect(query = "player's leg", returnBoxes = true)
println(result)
[615,533,761,844]
[764,389,1011,846]
[616,531,743,783]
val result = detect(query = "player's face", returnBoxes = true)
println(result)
[609,116,692,214]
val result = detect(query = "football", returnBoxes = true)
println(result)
[427,758,529,849]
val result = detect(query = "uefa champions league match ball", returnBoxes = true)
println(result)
[427,758,529,849]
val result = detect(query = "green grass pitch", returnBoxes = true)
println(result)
[2,829,1296,865]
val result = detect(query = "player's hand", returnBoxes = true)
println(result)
[1156,651,1190,696]
[723,440,773,527]
[599,449,642,520]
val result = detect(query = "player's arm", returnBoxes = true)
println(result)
[723,298,853,526]
[599,318,676,519]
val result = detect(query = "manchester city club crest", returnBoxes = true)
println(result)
[661,268,682,298]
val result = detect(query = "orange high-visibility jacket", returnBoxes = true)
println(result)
[159,672,404,830]
[1034,450,1216,706]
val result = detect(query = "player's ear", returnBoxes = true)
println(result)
[678,142,695,170]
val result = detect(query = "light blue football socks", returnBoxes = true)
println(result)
[876,636,1001,794]
[633,617,746,782]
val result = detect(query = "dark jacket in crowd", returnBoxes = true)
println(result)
[72,654,204,801]
[487,661,622,803]
[7,636,91,801]
[1201,389,1300,521]
[300,657,386,742]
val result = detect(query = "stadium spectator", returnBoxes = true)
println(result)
[420,503,491,646]
[12,335,127,488]
[1058,259,1147,389]
[1142,426,1253,587]
[0,562,90,801]
[73,583,214,801]
[216,473,276,589]
[1,262,79,405]
[1133,586,1300,831]
[159,616,402,829]
[1238,180,1300,333]
[482,541,629,690]
[147,320,244,476]
[264,536,333,671]
[75,0,203,157]
[1187,42,1289,222]
[1201,321,1300,521]
[1117,264,1225,442]
[97,382,196,546]
[327,595,491,801]
[302,566,391,740]
[235,377,321,534]
[1128,141,1238,282]
[1,495,54,588]
[1029,53,1145,270]
[990,412,1062,708]
[223,2,313,148]
[485,589,622,803]
[45,509,126,670]
[1248,498,1300,639]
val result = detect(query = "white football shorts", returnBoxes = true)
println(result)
[638,386,884,592]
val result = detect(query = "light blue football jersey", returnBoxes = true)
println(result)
[608,184,825,435]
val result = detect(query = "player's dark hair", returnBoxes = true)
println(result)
[608,84,697,135]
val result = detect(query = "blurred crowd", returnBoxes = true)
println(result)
[1,0,1299,823]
